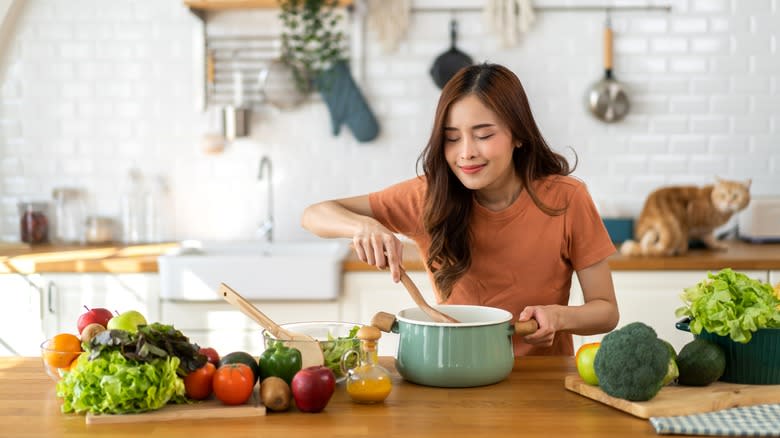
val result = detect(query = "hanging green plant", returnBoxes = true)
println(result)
[278,0,348,95]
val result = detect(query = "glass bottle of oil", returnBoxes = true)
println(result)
[343,326,392,404]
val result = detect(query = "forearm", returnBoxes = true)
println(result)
[557,299,619,336]
[301,200,379,239]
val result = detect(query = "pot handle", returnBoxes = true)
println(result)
[514,319,539,336]
[371,311,399,334]
[675,317,692,332]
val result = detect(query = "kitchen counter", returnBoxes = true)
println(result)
[0,356,659,437]
[1,240,780,274]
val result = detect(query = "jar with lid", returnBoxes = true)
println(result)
[17,201,50,244]
[52,187,86,244]
[340,326,393,404]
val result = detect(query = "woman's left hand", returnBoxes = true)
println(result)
[517,305,560,347]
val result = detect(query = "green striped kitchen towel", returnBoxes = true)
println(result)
[650,404,780,436]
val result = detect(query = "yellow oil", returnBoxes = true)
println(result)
[346,367,392,403]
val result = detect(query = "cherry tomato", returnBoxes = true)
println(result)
[184,362,216,400]
[213,363,255,405]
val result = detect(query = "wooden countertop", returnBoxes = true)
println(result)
[345,239,780,272]
[0,356,659,438]
[1,240,779,274]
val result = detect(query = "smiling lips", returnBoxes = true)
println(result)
[460,164,486,174]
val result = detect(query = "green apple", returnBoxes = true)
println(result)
[575,342,601,386]
[106,310,147,333]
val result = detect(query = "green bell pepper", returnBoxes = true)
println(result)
[259,341,302,384]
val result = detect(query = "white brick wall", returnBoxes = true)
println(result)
[0,0,778,242]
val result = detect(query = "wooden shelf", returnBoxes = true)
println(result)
[184,0,352,10]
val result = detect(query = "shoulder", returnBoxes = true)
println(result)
[376,175,427,196]
[369,175,427,207]
[535,175,590,200]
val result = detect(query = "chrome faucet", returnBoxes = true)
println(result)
[258,155,273,242]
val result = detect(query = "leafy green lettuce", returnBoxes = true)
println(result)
[322,325,360,378]
[675,268,780,343]
[56,350,186,414]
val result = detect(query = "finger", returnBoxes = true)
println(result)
[353,237,368,263]
[361,239,376,266]
[385,237,402,282]
[370,235,387,269]
[517,306,535,321]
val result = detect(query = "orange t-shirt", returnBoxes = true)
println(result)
[368,175,616,356]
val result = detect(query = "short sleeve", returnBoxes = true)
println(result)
[368,177,426,238]
[563,183,616,270]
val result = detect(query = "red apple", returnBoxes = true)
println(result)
[199,347,220,366]
[77,306,113,334]
[291,365,336,413]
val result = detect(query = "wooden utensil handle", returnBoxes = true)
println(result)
[371,311,397,333]
[218,283,291,340]
[400,269,460,323]
[514,319,539,336]
[604,25,613,70]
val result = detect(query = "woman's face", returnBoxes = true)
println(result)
[444,94,517,195]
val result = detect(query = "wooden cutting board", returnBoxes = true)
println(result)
[565,374,780,419]
[85,390,266,424]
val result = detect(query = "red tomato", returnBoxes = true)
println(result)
[213,363,255,405]
[184,362,216,400]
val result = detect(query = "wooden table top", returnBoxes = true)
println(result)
[2,239,779,274]
[0,356,659,438]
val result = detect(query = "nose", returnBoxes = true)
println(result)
[458,137,478,160]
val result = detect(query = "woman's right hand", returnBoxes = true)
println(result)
[352,221,404,283]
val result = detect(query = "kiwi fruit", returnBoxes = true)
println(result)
[260,376,292,412]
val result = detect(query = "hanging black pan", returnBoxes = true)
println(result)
[430,19,474,89]
[585,16,630,123]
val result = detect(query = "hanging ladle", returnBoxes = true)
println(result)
[219,282,325,368]
[399,267,460,323]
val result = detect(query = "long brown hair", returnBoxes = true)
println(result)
[417,63,575,299]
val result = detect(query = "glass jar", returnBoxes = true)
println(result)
[18,201,50,244]
[52,188,86,244]
[340,326,392,404]
[85,216,115,244]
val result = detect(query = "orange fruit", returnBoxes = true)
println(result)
[44,333,82,369]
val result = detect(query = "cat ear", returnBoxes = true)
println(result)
[714,175,722,183]
[745,178,752,188]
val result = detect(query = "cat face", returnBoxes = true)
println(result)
[710,178,751,213]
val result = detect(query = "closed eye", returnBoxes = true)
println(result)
[477,134,494,140]
[446,137,460,142]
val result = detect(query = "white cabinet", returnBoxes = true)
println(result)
[340,271,436,356]
[41,273,160,339]
[159,299,341,355]
[569,270,769,353]
[0,274,46,356]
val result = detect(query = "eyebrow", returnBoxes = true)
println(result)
[444,123,495,131]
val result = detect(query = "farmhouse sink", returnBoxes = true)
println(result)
[158,240,350,301]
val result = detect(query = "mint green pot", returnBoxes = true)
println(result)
[387,305,536,388]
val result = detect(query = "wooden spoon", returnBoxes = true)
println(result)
[218,282,325,368]
[399,268,460,323]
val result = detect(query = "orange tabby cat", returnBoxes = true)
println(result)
[620,178,751,256]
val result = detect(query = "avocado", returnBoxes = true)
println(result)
[676,338,726,386]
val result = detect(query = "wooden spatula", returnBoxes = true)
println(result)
[399,268,460,323]
[218,283,325,368]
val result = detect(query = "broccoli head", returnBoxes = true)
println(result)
[593,322,672,401]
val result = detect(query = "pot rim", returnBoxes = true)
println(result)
[396,304,512,327]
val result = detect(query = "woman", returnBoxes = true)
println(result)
[302,63,619,356]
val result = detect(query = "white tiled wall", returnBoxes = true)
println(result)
[1,0,778,243]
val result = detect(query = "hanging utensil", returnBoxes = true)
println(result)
[585,14,630,123]
[429,18,474,89]
[219,283,325,368]
[398,268,460,323]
